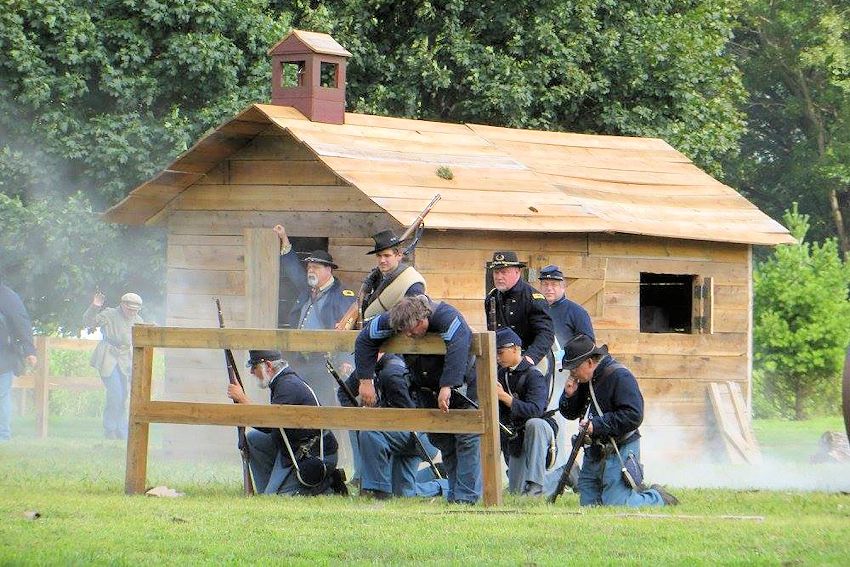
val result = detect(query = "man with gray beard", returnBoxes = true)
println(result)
[274,224,355,405]
[227,349,346,496]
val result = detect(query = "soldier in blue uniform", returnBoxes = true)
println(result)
[558,335,679,507]
[355,295,481,504]
[226,349,346,496]
[484,251,554,367]
[338,353,448,499]
[274,224,355,404]
[494,328,558,496]
[538,264,595,348]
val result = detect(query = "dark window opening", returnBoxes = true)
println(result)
[639,273,694,333]
[320,62,338,88]
[278,236,328,328]
[281,61,305,88]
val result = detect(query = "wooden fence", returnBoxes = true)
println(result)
[11,336,101,438]
[126,325,503,506]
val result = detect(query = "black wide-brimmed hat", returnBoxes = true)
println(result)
[303,250,338,269]
[560,334,608,371]
[366,230,405,255]
[538,264,564,281]
[488,251,527,269]
[246,349,283,368]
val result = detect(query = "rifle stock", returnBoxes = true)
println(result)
[548,405,591,504]
[215,297,256,496]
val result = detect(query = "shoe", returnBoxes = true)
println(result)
[330,469,349,496]
[650,484,679,506]
[360,488,392,500]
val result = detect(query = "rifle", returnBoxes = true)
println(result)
[548,404,591,504]
[214,298,256,496]
[325,356,444,481]
[335,194,441,331]
[450,388,516,438]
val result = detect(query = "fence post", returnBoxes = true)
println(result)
[34,337,49,439]
[477,331,503,506]
[125,342,153,494]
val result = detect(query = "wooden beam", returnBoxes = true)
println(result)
[244,228,279,329]
[34,337,49,439]
[125,345,153,495]
[476,331,502,507]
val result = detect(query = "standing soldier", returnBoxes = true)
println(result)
[83,291,144,440]
[359,230,426,322]
[484,251,554,368]
[274,224,355,404]
[538,264,595,348]
[0,273,37,442]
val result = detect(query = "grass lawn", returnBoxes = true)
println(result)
[1,415,849,565]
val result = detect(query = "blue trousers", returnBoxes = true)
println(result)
[427,431,481,504]
[246,428,338,495]
[0,371,13,441]
[359,430,448,497]
[101,366,129,439]
[507,418,555,496]
[577,437,666,507]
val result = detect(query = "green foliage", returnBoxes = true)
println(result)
[305,0,746,176]
[727,0,850,246]
[753,204,850,419]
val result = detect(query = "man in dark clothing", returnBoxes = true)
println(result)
[227,349,345,496]
[558,335,678,507]
[355,295,481,504]
[484,251,554,368]
[0,277,37,441]
[339,353,447,499]
[359,229,426,322]
[494,328,556,496]
[274,224,355,405]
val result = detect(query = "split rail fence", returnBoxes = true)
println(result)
[125,325,503,506]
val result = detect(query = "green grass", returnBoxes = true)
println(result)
[1,416,849,565]
[753,415,846,462]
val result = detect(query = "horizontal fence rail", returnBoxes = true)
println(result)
[125,326,502,506]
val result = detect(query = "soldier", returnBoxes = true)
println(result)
[484,251,554,368]
[355,295,481,504]
[274,224,355,404]
[0,274,37,442]
[538,264,595,348]
[83,291,144,439]
[494,328,558,496]
[227,349,346,496]
[360,229,426,322]
[559,334,679,507]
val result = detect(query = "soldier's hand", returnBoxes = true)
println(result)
[92,291,106,307]
[227,383,248,404]
[272,224,290,246]
[437,386,452,413]
[359,379,377,407]
[495,382,512,406]
[339,362,354,377]
[579,418,593,434]
[25,355,37,369]
[564,377,579,398]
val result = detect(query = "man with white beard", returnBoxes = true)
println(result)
[274,224,355,405]
[227,349,346,496]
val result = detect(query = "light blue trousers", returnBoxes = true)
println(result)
[359,430,448,497]
[246,428,338,495]
[507,418,555,496]
[0,371,13,440]
[101,366,129,439]
[577,437,666,507]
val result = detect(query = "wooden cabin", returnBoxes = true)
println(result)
[105,30,793,463]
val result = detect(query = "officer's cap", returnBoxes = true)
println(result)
[538,265,564,281]
[495,327,523,349]
[246,349,283,368]
[488,251,526,269]
[303,250,338,269]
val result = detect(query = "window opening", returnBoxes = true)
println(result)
[639,273,694,333]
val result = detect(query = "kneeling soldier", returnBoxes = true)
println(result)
[495,328,557,496]
[227,349,346,496]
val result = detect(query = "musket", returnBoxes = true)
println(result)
[325,356,444,481]
[450,388,516,438]
[548,404,591,504]
[335,194,441,331]
[215,298,256,496]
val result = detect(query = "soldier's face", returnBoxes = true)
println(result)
[497,345,522,368]
[402,319,429,338]
[251,361,274,389]
[569,358,595,383]
[375,249,403,274]
[120,303,140,319]
[306,262,333,288]
[539,279,566,305]
[492,267,521,291]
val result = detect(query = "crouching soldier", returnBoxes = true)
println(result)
[355,295,482,504]
[227,349,346,496]
[558,335,678,506]
[494,328,558,496]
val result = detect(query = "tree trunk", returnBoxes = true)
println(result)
[828,188,849,258]
[795,382,808,420]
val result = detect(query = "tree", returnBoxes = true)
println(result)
[0,1,291,331]
[297,0,746,176]
[728,0,850,253]
[753,204,850,419]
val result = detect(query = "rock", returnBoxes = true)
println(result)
[145,486,185,498]
[810,431,850,463]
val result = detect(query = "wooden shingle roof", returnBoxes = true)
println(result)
[105,104,794,245]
